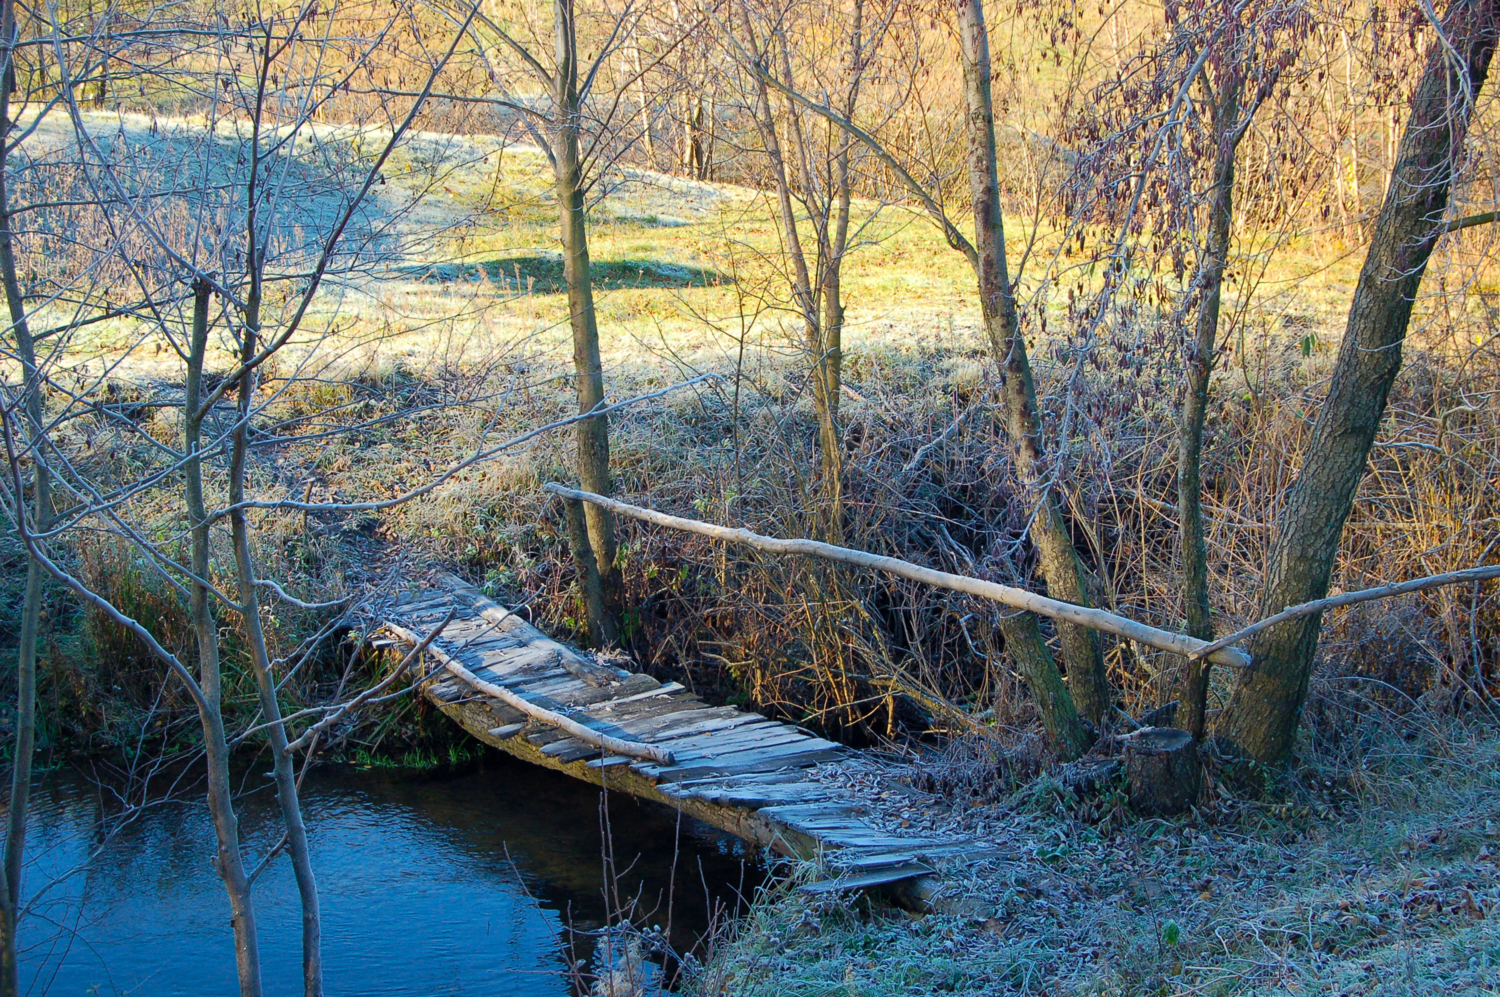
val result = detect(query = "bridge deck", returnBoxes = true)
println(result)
[382,572,982,893]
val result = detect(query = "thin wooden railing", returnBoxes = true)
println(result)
[543,484,1253,669]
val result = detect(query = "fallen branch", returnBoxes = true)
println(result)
[542,484,1253,669]
[382,618,676,765]
[1188,564,1500,662]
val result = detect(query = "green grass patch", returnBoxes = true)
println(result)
[399,253,726,292]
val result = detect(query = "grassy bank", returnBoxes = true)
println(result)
[696,713,1500,996]
[14,110,1495,761]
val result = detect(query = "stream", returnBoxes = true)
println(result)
[16,753,761,996]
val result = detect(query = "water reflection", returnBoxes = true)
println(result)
[17,754,759,996]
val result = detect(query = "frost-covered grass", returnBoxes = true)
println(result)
[696,717,1500,996]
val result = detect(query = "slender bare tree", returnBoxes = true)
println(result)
[723,0,896,528]
[1078,0,1309,739]
[0,1,51,989]
[716,0,1111,754]
[469,0,695,643]
[0,3,482,992]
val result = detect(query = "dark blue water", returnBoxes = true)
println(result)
[16,756,758,996]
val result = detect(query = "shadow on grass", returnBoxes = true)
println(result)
[399,254,726,292]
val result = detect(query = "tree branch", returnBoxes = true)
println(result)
[1189,564,1500,662]
[712,12,978,267]
[1445,209,1500,232]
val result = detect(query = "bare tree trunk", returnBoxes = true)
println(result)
[230,294,323,995]
[554,0,621,637]
[687,95,707,178]
[817,210,846,513]
[811,0,864,521]
[0,5,49,988]
[564,495,619,646]
[956,0,1109,725]
[995,613,1090,760]
[1177,79,1243,742]
[703,93,717,180]
[0,227,37,997]
[776,27,844,519]
[1219,0,1498,768]
[183,279,266,997]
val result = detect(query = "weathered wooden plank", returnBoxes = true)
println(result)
[569,673,660,700]
[588,694,711,725]
[541,740,603,763]
[394,622,676,766]
[799,862,936,893]
[516,675,593,700]
[645,746,848,784]
[586,680,682,708]
[825,844,986,869]
[660,728,813,763]
[673,768,832,790]
[815,830,951,850]
[757,801,864,820]
[429,575,629,687]
[649,717,786,744]
[755,803,868,827]
[526,727,572,747]
[470,665,571,687]
[687,787,841,809]
[824,851,920,870]
[462,634,530,649]
[473,701,528,727]
[615,707,762,740]
[391,596,452,614]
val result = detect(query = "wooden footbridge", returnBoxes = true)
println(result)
[378,484,1264,898]
[381,572,983,897]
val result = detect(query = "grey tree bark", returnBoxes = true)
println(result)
[1218,0,1499,767]
[1177,77,1244,741]
[564,495,619,646]
[183,279,267,997]
[553,0,621,639]
[229,270,322,994]
[0,2,45,989]
[956,0,1110,726]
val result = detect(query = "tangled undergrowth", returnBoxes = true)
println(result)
[7,114,1493,774]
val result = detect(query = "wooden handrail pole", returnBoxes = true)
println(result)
[542,483,1253,670]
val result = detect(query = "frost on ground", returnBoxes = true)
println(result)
[698,715,1500,996]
